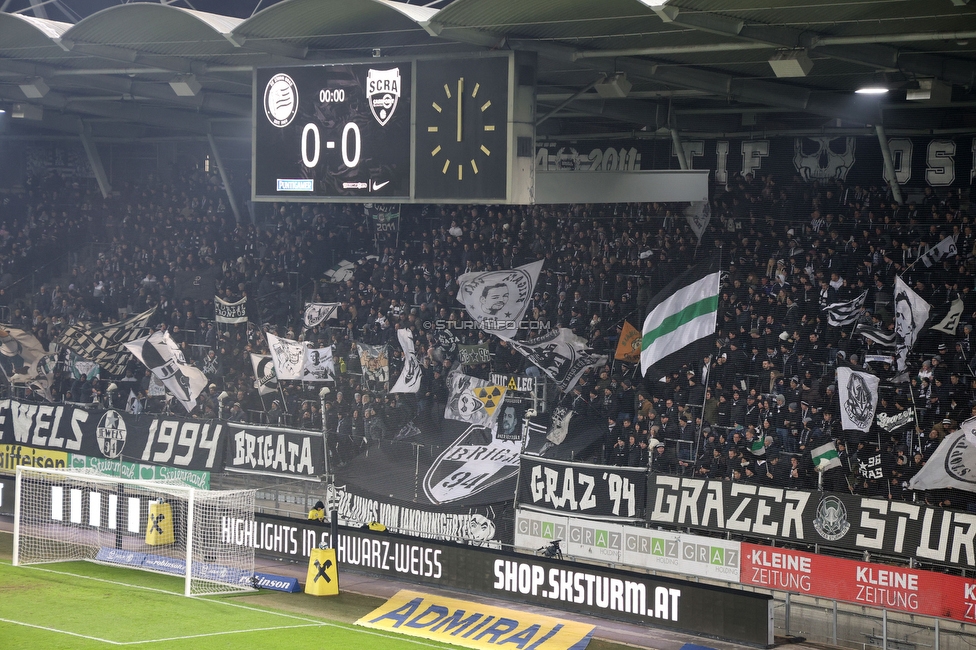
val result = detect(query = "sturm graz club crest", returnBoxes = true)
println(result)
[844,371,874,429]
[812,495,851,541]
[95,410,127,459]
[264,73,299,128]
[944,435,976,485]
[366,67,401,126]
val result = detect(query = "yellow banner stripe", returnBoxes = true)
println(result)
[357,589,594,650]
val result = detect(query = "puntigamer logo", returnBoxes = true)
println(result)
[264,73,299,128]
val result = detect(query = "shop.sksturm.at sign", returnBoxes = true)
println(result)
[648,476,976,570]
[519,456,647,520]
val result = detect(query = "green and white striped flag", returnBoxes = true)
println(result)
[749,431,767,456]
[811,441,841,472]
[641,260,720,376]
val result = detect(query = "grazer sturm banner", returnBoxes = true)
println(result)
[220,513,773,645]
[357,589,595,650]
[326,482,506,547]
[518,456,647,521]
[515,509,741,582]
[648,475,976,571]
[740,542,976,625]
[224,423,325,480]
[0,399,224,472]
[214,296,247,324]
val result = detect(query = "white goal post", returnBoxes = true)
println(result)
[13,466,256,597]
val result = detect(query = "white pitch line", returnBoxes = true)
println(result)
[0,616,122,645]
[117,622,328,645]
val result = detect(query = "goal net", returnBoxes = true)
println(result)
[13,466,255,597]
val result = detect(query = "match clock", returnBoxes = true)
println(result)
[414,56,511,201]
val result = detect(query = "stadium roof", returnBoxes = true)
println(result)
[0,0,975,141]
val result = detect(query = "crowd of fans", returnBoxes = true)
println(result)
[1,165,973,510]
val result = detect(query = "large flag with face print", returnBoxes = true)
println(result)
[266,332,305,380]
[444,371,506,427]
[391,329,422,393]
[508,328,607,393]
[456,260,544,340]
[640,259,720,377]
[893,276,930,371]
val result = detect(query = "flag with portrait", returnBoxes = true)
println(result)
[445,371,505,427]
[456,259,544,340]
[266,332,305,380]
[391,329,422,393]
[358,343,389,385]
[893,276,930,371]
[303,346,335,383]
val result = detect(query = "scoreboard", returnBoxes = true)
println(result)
[253,63,411,199]
[252,53,536,204]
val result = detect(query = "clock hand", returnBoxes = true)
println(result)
[457,77,463,143]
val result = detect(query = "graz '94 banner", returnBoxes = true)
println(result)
[648,475,976,570]
[518,455,647,521]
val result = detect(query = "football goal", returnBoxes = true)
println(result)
[13,466,255,597]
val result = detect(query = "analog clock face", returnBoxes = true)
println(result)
[415,57,510,201]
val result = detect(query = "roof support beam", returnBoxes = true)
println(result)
[78,119,111,198]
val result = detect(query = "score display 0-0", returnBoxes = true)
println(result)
[253,62,412,200]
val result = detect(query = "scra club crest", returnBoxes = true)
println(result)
[367,68,401,126]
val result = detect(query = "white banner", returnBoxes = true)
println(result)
[266,332,305,380]
[302,346,335,382]
[918,235,958,268]
[250,353,278,396]
[836,367,880,433]
[303,302,339,329]
[908,426,976,492]
[214,296,247,324]
[391,329,422,393]
[456,260,543,340]
[444,371,503,426]
[514,509,740,582]
[509,328,607,393]
[894,276,930,371]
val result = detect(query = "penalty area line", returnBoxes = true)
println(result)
[0,616,122,645]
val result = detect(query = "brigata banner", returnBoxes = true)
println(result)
[518,455,647,521]
[647,476,976,570]
[515,509,740,582]
[357,589,595,650]
[740,543,976,624]
[0,399,224,472]
[221,513,771,645]
[223,422,325,480]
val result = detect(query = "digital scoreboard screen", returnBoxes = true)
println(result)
[253,62,411,200]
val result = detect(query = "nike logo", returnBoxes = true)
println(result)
[371,180,390,191]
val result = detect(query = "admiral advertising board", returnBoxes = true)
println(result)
[648,476,976,571]
[740,543,976,625]
[220,513,772,646]
[515,509,740,582]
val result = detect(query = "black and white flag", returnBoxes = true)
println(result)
[266,332,305,380]
[837,367,880,433]
[215,296,247,324]
[908,426,976,492]
[57,308,155,376]
[124,331,207,413]
[250,353,278,396]
[456,259,543,340]
[508,328,607,393]
[547,406,573,445]
[303,302,339,329]
[858,449,886,480]
[918,236,958,268]
[894,276,930,371]
[391,329,422,393]
[930,297,965,335]
[684,200,711,241]
[855,323,897,347]
[825,291,867,326]
[302,346,335,382]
